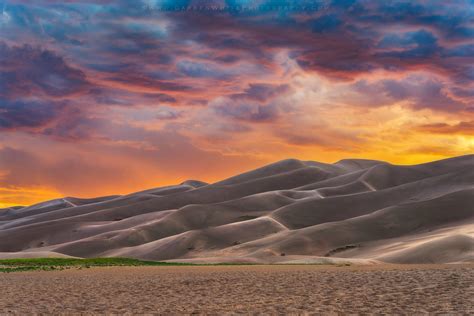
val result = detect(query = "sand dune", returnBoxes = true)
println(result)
[0,155,473,263]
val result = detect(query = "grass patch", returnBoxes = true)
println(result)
[324,244,358,257]
[0,258,263,272]
[0,257,195,273]
[0,257,340,273]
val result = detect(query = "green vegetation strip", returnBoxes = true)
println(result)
[0,258,347,273]
[0,257,195,272]
[0,258,261,272]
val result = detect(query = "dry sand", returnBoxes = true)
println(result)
[0,155,473,264]
[1,264,473,314]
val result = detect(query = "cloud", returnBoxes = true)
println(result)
[205,82,294,123]
[376,30,439,59]
[104,73,193,92]
[230,83,291,102]
[350,75,468,112]
[212,99,283,123]
[177,60,232,79]
[91,88,177,106]
[450,86,474,99]
[276,130,362,151]
[0,125,267,197]
[155,107,183,120]
[214,54,240,64]
[417,121,474,136]
[1,0,473,204]
[311,14,342,33]
[0,99,66,130]
[3,0,473,84]
[402,145,466,157]
[41,111,102,141]
[382,79,463,111]
[0,42,90,99]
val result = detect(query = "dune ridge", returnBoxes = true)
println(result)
[0,155,473,264]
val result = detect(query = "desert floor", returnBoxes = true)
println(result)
[1,264,473,314]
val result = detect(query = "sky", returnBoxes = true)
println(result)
[0,0,473,207]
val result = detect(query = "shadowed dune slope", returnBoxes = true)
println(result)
[0,155,473,264]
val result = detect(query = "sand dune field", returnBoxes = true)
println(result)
[0,155,473,264]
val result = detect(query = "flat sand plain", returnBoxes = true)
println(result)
[1,264,473,314]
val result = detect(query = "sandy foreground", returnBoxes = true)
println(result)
[1,264,473,314]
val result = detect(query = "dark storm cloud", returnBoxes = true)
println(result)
[162,0,472,85]
[4,0,472,87]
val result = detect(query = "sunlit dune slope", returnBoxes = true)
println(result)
[0,155,473,264]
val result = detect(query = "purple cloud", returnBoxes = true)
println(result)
[0,42,90,99]
[0,99,66,130]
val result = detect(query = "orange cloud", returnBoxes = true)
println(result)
[417,121,474,136]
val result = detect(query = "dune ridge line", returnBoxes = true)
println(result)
[0,155,473,264]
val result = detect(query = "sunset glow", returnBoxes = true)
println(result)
[0,0,473,206]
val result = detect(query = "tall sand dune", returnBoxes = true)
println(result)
[0,155,473,264]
